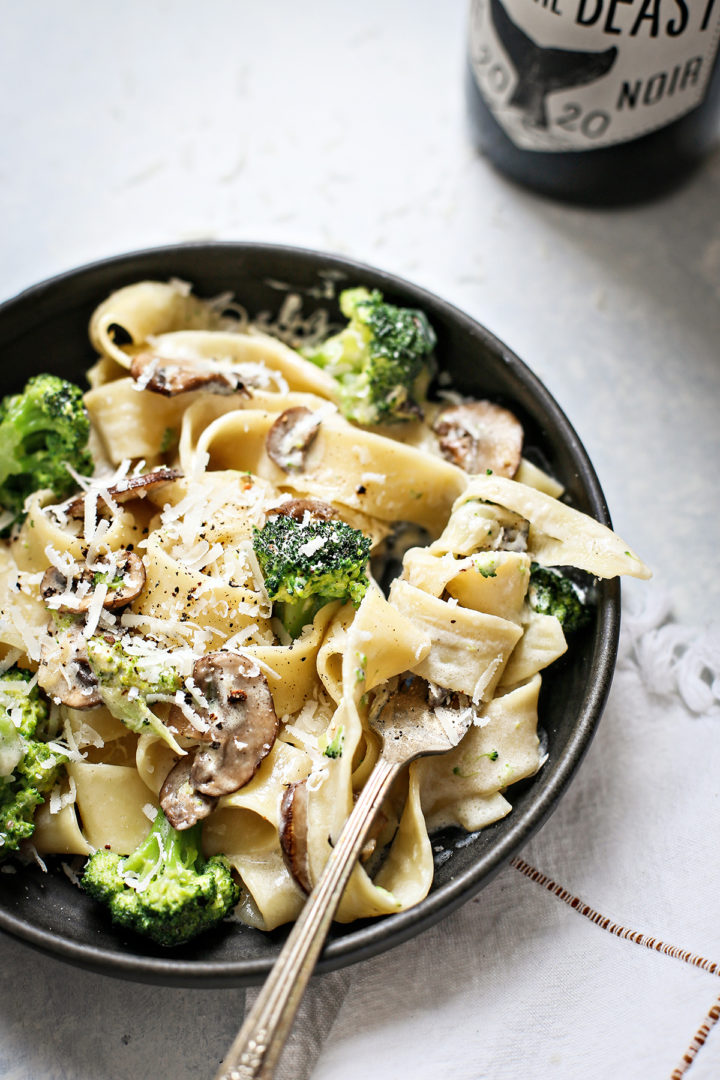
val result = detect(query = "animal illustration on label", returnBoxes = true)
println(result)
[490,0,618,128]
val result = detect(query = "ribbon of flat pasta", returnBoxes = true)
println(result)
[244,602,340,717]
[415,675,543,832]
[85,377,202,463]
[193,407,468,532]
[135,530,273,643]
[499,612,568,687]
[133,328,340,400]
[0,547,50,659]
[455,474,651,579]
[89,281,234,367]
[388,579,522,704]
[402,548,531,623]
[292,587,436,921]
[11,491,143,573]
[33,801,94,856]
[33,706,142,856]
[130,470,274,641]
[89,280,339,400]
[65,761,158,854]
[203,738,315,931]
[380,493,546,839]
[176,389,334,475]
[85,379,336,467]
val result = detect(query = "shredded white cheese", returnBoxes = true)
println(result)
[82,582,108,639]
[49,776,77,816]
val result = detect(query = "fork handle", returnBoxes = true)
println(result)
[215,755,400,1080]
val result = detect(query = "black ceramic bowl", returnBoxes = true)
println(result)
[0,242,619,987]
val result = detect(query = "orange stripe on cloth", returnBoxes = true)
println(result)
[510,857,720,1078]
[669,996,720,1079]
[511,857,720,977]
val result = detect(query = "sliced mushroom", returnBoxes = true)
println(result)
[37,622,102,710]
[279,774,393,893]
[166,702,213,742]
[130,353,252,398]
[268,497,336,523]
[160,756,218,830]
[65,467,182,519]
[40,550,145,614]
[189,652,279,797]
[266,407,321,473]
[433,400,523,478]
[279,779,312,894]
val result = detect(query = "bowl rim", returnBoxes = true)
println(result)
[0,242,619,986]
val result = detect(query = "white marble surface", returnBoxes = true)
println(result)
[1,2,719,1078]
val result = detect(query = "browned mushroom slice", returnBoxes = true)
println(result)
[279,779,312,894]
[266,407,321,472]
[189,652,279,798]
[268,497,336,523]
[40,550,146,614]
[65,467,183,519]
[130,353,252,398]
[160,756,218,830]
[37,622,102,709]
[166,702,214,742]
[433,401,523,478]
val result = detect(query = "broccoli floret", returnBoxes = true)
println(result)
[86,636,184,753]
[0,374,93,532]
[303,287,436,425]
[528,564,591,633]
[0,668,67,857]
[253,515,371,639]
[81,808,240,947]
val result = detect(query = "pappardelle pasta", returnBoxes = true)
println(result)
[0,279,650,945]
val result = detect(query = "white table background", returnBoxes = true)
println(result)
[1,2,719,1078]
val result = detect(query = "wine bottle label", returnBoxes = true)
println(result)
[469,0,720,151]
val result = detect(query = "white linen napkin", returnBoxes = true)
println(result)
[245,587,720,1079]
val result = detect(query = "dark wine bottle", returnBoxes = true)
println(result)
[466,0,720,205]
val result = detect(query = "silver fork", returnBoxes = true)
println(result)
[214,676,473,1080]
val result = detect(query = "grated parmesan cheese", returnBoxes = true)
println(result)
[0,649,22,674]
[299,536,327,558]
[82,582,108,639]
[223,624,263,650]
[190,449,210,480]
[49,776,77,816]
[61,861,81,887]
[6,606,43,662]
[83,488,99,544]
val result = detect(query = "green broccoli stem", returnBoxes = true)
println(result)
[123,808,201,881]
[274,595,328,640]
